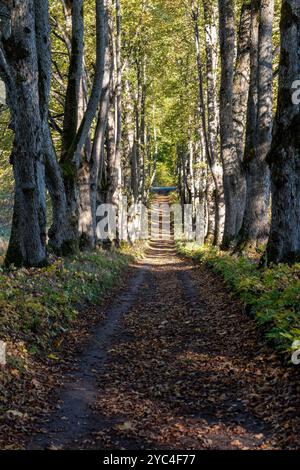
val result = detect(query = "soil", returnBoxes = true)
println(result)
[24,196,300,450]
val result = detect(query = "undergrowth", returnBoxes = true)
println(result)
[0,246,140,357]
[177,242,300,356]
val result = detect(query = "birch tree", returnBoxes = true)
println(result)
[203,0,225,244]
[60,0,108,251]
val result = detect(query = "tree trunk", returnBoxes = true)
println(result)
[203,0,225,245]
[35,0,75,255]
[194,129,208,244]
[266,0,300,264]
[78,0,110,249]
[3,0,47,267]
[73,0,109,163]
[90,4,113,245]
[77,69,93,250]
[218,0,246,248]
[60,0,84,249]
[106,94,122,242]
[124,79,138,203]
[61,0,106,251]
[115,0,122,181]
[232,0,251,162]
[238,0,273,251]
[136,57,146,203]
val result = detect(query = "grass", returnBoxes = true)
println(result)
[0,245,142,356]
[177,242,300,356]
[0,241,147,436]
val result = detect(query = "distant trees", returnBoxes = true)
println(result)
[0,0,299,267]
[178,0,300,267]
[0,0,157,266]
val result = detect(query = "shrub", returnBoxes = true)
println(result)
[177,242,300,354]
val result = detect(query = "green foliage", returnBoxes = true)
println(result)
[155,161,176,186]
[0,109,13,249]
[178,242,300,355]
[0,248,134,354]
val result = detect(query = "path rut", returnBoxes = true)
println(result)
[28,196,300,450]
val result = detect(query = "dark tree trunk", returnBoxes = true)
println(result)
[60,0,84,250]
[3,0,47,267]
[266,0,300,264]
[238,0,273,251]
[218,0,246,249]
[35,0,75,255]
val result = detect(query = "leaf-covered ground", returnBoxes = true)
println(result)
[0,248,139,449]
[20,235,300,450]
[177,242,300,353]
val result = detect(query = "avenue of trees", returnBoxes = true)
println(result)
[0,0,299,267]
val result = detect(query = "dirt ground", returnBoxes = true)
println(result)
[22,196,300,450]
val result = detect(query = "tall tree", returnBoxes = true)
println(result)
[266,0,300,263]
[218,0,246,248]
[232,0,252,162]
[203,0,225,244]
[78,0,110,249]
[1,0,47,267]
[61,0,108,251]
[238,0,274,251]
[35,0,74,255]
[106,0,123,244]
[90,0,113,244]
[60,0,84,250]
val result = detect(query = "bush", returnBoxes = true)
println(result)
[177,242,300,354]
[0,248,134,354]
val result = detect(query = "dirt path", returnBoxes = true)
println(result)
[28,196,300,450]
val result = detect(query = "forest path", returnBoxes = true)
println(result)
[27,196,299,450]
